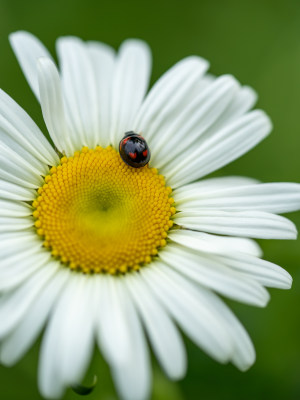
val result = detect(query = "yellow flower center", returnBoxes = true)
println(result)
[33,146,175,274]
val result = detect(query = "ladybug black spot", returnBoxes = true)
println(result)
[119,131,151,168]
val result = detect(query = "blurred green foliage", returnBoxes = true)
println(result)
[0,0,300,399]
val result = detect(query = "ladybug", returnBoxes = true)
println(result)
[119,131,151,168]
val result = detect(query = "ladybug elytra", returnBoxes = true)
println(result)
[119,131,151,168]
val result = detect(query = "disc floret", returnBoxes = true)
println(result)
[33,146,176,274]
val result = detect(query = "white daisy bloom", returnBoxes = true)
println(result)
[0,30,299,400]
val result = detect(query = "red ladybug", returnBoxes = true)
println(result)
[119,131,151,168]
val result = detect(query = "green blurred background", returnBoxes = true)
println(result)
[0,0,300,399]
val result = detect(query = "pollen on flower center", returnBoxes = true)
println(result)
[32,146,176,274]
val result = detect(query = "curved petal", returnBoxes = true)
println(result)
[0,134,47,176]
[169,230,291,289]
[173,176,259,201]
[95,275,134,366]
[158,264,256,371]
[133,56,209,144]
[126,273,187,380]
[0,265,68,366]
[0,153,43,189]
[95,276,151,400]
[0,243,45,271]
[56,36,104,149]
[109,39,152,147]
[169,230,262,258]
[165,110,272,187]
[0,180,36,201]
[9,31,54,100]
[87,41,116,147]
[140,263,234,363]
[109,279,151,400]
[150,74,239,168]
[57,276,95,385]
[154,269,256,371]
[0,261,58,339]
[213,253,292,289]
[207,85,258,133]
[0,216,34,232]
[0,231,39,256]
[37,57,74,155]
[174,210,297,239]
[0,88,59,166]
[39,274,95,397]
[0,250,51,292]
[159,244,270,306]
[175,182,300,214]
[0,199,32,217]
[0,141,45,187]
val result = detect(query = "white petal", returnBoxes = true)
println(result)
[57,276,95,385]
[213,253,292,289]
[173,176,259,201]
[55,37,90,149]
[0,250,51,292]
[109,279,151,400]
[0,133,47,176]
[157,265,255,370]
[169,230,291,289]
[0,180,36,201]
[0,88,59,166]
[0,141,44,187]
[160,244,270,306]
[215,309,255,371]
[140,263,233,363]
[37,57,74,155]
[0,244,44,273]
[169,230,262,258]
[9,31,54,100]
[0,199,32,217]
[0,261,58,338]
[96,276,135,366]
[56,36,106,149]
[209,85,257,132]
[133,56,209,143]
[175,182,300,214]
[0,265,68,366]
[174,210,297,239]
[109,39,152,147]
[87,41,116,147]
[165,110,272,187]
[38,273,74,398]
[0,216,34,232]
[166,275,256,371]
[0,230,39,259]
[0,155,42,189]
[150,75,239,168]
[126,273,187,380]
[39,273,94,397]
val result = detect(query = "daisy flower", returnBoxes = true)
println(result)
[0,30,299,400]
